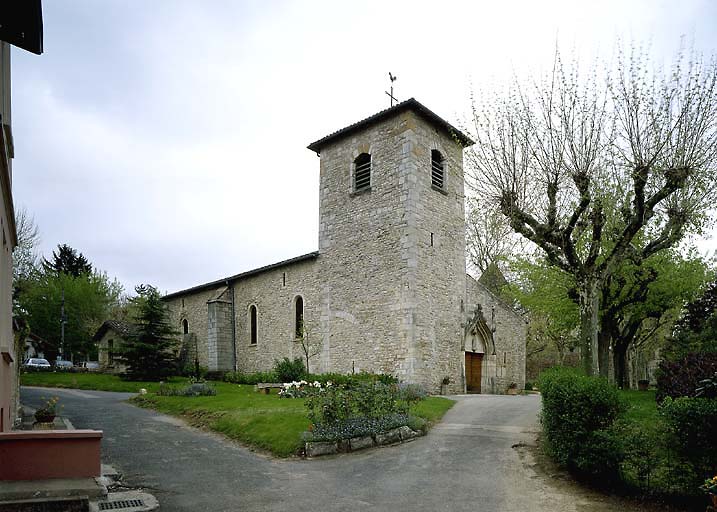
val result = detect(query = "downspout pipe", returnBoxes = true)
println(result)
[225,280,237,372]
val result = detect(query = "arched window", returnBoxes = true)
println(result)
[249,305,258,345]
[354,153,371,191]
[431,150,444,189]
[294,296,304,339]
[182,319,189,334]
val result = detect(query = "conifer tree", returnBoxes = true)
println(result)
[119,284,178,381]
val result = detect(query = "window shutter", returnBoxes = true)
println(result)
[431,150,444,189]
[354,153,371,191]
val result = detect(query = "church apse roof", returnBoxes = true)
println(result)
[307,98,474,154]
[162,251,319,300]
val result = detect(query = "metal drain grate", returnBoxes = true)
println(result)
[99,499,145,510]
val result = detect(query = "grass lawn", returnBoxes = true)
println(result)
[131,384,455,457]
[618,389,659,426]
[20,371,187,393]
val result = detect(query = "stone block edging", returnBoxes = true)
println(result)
[305,426,424,457]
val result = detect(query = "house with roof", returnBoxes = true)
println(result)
[163,99,526,393]
[93,320,138,374]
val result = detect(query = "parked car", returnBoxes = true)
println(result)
[23,358,51,370]
[54,360,74,371]
[76,361,100,371]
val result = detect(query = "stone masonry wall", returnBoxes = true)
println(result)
[207,290,234,372]
[407,115,467,393]
[316,110,467,392]
[97,330,127,375]
[465,275,527,392]
[234,257,322,374]
[165,287,223,370]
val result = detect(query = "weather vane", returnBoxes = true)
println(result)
[385,72,398,107]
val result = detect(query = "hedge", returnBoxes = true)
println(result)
[660,396,717,494]
[538,367,625,479]
[655,352,717,403]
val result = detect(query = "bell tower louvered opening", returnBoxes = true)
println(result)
[431,150,444,189]
[354,153,371,191]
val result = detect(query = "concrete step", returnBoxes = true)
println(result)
[0,477,106,502]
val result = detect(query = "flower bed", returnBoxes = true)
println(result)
[296,380,428,456]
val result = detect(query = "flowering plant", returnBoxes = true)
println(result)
[35,396,61,420]
[279,380,332,398]
[701,474,717,495]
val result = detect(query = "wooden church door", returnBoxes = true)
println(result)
[465,352,483,393]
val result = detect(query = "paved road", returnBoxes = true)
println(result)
[21,388,566,512]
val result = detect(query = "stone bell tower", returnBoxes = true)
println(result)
[307,99,474,391]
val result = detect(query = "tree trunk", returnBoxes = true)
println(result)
[598,329,611,379]
[613,342,629,389]
[578,279,600,376]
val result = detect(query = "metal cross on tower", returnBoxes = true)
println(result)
[385,72,398,107]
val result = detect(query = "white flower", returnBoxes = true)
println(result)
[139,389,147,395]
[313,381,320,387]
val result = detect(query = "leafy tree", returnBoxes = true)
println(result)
[511,248,709,385]
[118,284,178,381]
[467,46,717,375]
[665,277,717,359]
[17,269,122,360]
[508,258,579,365]
[600,248,709,387]
[43,244,92,277]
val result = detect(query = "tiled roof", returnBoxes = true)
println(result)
[93,319,138,342]
[307,98,474,154]
[162,251,320,300]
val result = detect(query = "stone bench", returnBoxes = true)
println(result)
[255,383,283,394]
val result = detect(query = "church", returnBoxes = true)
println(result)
[162,99,526,394]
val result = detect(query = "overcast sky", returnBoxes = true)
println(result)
[10,0,717,295]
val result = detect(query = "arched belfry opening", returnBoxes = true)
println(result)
[463,305,498,393]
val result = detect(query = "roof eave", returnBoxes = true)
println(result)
[307,98,474,155]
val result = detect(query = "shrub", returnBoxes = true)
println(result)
[157,382,217,397]
[617,421,662,491]
[572,429,624,480]
[524,381,534,391]
[273,357,306,383]
[655,353,717,403]
[223,371,277,384]
[304,371,398,387]
[696,372,717,399]
[308,413,409,442]
[397,383,428,404]
[179,364,208,379]
[660,396,717,494]
[538,367,624,479]
[278,380,319,398]
[303,381,421,441]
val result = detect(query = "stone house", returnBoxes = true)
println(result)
[93,320,136,374]
[163,99,526,393]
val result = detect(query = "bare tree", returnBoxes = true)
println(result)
[466,198,527,276]
[12,206,41,285]
[466,46,717,375]
[297,322,321,375]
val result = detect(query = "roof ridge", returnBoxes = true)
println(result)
[307,98,473,154]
